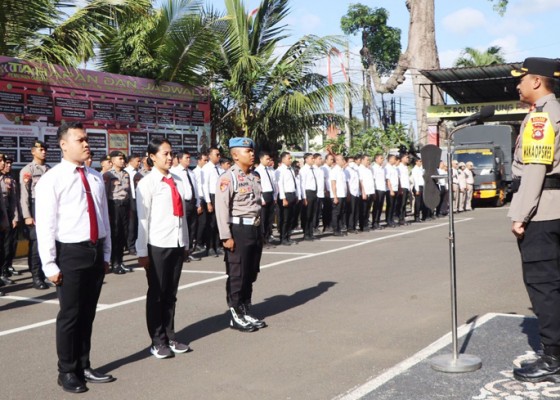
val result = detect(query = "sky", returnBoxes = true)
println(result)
[200,0,560,128]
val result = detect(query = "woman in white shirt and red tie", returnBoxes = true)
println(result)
[136,138,191,359]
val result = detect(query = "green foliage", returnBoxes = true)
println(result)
[490,0,509,15]
[325,123,411,157]
[340,4,401,76]
[453,46,506,67]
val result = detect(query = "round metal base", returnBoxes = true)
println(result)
[430,353,482,373]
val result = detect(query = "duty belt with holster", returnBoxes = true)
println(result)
[230,216,261,226]
[511,175,560,193]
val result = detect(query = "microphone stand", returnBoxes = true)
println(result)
[430,124,482,373]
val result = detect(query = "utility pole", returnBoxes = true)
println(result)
[344,42,351,149]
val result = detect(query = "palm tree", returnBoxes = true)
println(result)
[213,0,350,150]
[97,0,221,86]
[453,46,506,68]
[2,0,151,67]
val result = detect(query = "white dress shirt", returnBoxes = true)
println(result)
[314,166,325,198]
[346,162,361,196]
[411,165,425,191]
[398,164,411,190]
[124,165,138,199]
[201,161,221,203]
[437,168,448,189]
[330,165,347,198]
[255,164,275,194]
[359,164,375,195]
[372,163,387,191]
[385,164,399,192]
[299,164,318,200]
[321,165,331,197]
[193,165,204,200]
[170,165,200,207]
[276,164,298,199]
[36,159,111,277]
[135,168,189,257]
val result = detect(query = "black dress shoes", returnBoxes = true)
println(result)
[33,279,48,290]
[58,372,88,393]
[83,368,116,383]
[514,354,560,382]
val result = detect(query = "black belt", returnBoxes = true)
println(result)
[544,176,560,190]
[110,199,129,205]
[57,238,104,248]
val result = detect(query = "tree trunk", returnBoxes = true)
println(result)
[365,0,443,144]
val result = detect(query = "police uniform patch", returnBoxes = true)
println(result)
[219,178,230,192]
[522,112,555,165]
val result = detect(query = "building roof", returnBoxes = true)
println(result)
[420,63,523,104]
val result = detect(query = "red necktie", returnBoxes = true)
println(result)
[77,167,99,243]
[162,176,184,217]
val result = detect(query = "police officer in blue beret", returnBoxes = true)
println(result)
[215,137,267,332]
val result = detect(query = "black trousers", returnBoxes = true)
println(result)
[261,192,275,240]
[278,192,297,241]
[146,245,184,346]
[27,225,44,280]
[396,189,409,222]
[372,190,386,226]
[414,187,425,220]
[385,191,397,224]
[55,240,105,374]
[2,224,17,274]
[184,200,198,250]
[360,194,374,230]
[225,223,263,307]
[322,197,332,231]
[109,200,129,265]
[206,194,219,251]
[315,197,324,229]
[437,187,449,216]
[197,199,207,247]
[303,190,318,238]
[346,195,360,231]
[127,198,138,251]
[332,197,346,233]
[518,219,560,350]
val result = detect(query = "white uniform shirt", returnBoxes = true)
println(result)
[372,163,387,191]
[411,165,425,192]
[385,164,399,192]
[35,159,112,277]
[275,164,298,199]
[437,168,448,189]
[135,168,189,257]
[321,165,331,198]
[359,164,375,195]
[255,164,275,194]
[464,168,474,185]
[193,165,204,201]
[346,162,361,196]
[330,165,348,198]
[299,164,318,199]
[398,164,411,190]
[202,161,221,203]
[170,165,200,207]
[314,166,325,198]
[124,165,138,199]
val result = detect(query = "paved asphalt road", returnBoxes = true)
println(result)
[0,207,532,399]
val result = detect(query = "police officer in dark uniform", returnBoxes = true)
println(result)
[508,58,560,382]
[215,137,267,332]
[20,140,51,289]
[103,151,131,274]
[1,156,19,284]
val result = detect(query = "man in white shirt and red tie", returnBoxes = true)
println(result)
[276,151,299,245]
[36,122,115,394]
[136,138,191,359]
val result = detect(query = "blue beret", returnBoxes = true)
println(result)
[229,137,254,149]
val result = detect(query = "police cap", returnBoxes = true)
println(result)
[228,137,254,149]
[511,57,560,79]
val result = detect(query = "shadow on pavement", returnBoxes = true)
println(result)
[98,281,337,373]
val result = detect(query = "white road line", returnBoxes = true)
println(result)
[181,270,225,275]
[319,239,366,242]
[0,219,472,338]
[334,312,526,400]
[262,252,314,255]
[0,295,109,307]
